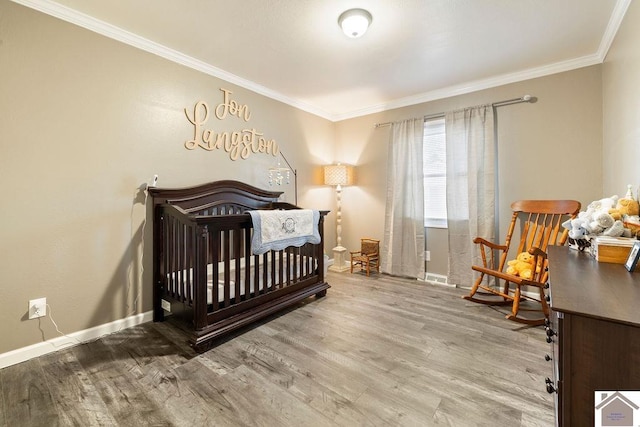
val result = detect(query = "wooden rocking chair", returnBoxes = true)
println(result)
[463,200,581,325]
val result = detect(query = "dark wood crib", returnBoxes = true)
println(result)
[149,180,329,349]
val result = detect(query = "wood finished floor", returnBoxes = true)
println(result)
[0,272,554,427]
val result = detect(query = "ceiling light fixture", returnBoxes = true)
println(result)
[338,8,372,38]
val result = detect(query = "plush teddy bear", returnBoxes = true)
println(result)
[506,251,536,280]
[610,197,640,220]
[608,185,640,219]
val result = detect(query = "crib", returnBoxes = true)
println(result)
[149,180,329,349]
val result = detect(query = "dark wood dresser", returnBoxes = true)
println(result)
[546,245,640,426]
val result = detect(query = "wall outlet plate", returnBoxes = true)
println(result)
[161,299,171,312]
[28,297,47,319]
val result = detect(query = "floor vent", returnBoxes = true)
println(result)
[422,272,453,287]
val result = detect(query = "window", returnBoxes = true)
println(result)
[423,117,447,228]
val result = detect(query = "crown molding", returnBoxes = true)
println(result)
[12,0,630,123]
[332,0,632,122]
[11,0,334,121]
[332,53,603,121]
[597,0,632,61]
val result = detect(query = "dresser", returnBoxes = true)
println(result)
[546,245,640,426]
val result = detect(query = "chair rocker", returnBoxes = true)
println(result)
[350,238,380,276]
[463,200,581,325]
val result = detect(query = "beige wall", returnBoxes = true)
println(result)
[336,66,604,277]
[0,1,335,355]
[603,0,640,196]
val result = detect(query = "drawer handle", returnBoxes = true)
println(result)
[545,354,551,362]
[545,377,557,394]
[545,326,557,343]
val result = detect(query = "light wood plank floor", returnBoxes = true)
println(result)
[0,272,554,426]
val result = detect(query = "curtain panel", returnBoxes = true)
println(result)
[381,118,425,278]
[445,106,496,286]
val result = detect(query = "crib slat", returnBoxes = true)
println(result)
[194,226,208,330]
[223,229,231,307]
[170,217,177,301]
[263,253,269,293]
[277,250,283,289]
[163,215,170,300]
[285,248,292,286]
[254,254,260,295]
[291,248,296,284]
[244,228,251,300]
[301,245,307,279]
[233,229,241,302]
[210,228,219,312]
[180,221,186,303]
[270,251,277,291]
[163,215,171,300]
[188,223,196,305]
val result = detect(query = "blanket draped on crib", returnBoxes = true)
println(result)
[248,209,320,255]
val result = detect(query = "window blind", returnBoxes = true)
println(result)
[423,118,447,228]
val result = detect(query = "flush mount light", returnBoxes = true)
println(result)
[338,8,372,38]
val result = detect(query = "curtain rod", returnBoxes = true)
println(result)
[374,94,537,128]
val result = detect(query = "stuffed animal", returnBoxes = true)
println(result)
[562,218,588,240]
[506,251,536,280]
[610,197,640,220]
[572,195,627,237]
[563,192,640,241]
[588,195,618,213]
[624,215,640,237]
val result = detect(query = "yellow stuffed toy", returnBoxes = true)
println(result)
[506,251,535,280]
[610,197,640,220]
[609,185,640,220]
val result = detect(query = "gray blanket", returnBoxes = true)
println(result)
[248,209,320,255]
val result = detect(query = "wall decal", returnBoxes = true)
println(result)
[184,88,278,161]
[215,88,251,121]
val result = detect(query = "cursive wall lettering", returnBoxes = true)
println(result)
[215,88,251,121]
[184,99,278,160]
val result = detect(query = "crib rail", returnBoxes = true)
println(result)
[153,202,327,332]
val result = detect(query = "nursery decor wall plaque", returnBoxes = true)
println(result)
[184,88,279,161]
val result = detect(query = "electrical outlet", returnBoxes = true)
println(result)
[425,250,431,261]
[28,297,47,319]
[161,299,171,312]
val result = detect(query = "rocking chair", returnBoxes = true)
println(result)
[463,200,581,325]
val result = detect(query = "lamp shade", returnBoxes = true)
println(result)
[324,164,354,186]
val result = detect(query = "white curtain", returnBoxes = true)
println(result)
[381,119,425,278]
[445,106,495,286]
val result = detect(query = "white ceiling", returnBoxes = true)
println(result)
[16,0,629,121]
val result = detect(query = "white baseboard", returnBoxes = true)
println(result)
[0,311,153,370]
